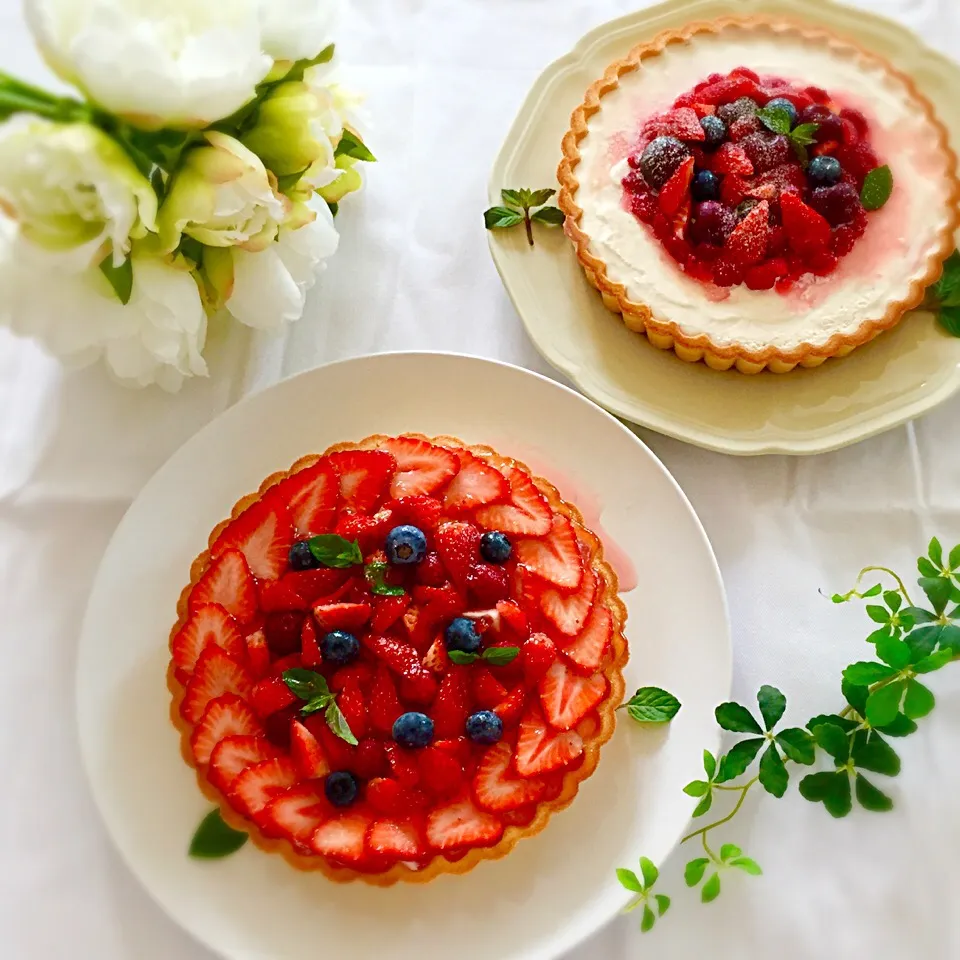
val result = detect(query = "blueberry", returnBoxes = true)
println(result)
[321,629,359,665]
[807,155,843,187]
[765,96,797,127]
[479,531,512,564]
[691,169,720,202]
[444,617,481,654]
[385,525,427,565]
[465,710,504,745]
[639,136,690,190]
[392,711,435,749]
[288,540,319,571]
[699,115,727,149]
[324,771,359,807]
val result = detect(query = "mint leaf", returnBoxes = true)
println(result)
[876,633,911,669]
[757,685,786,730]
[189,809,247,859]
[730,857,763,876]
[799,770,852,818]
[616,867,643,893]
[308,534,363,568]
[283,668,331,701]
[527,188,556,207]
[448,650,479,665]
[99,254,133,305]
[483,646,520,666]
[843,661,897,685]
[851,731,900,776]
[639,856,658,888]
[715,737,764,782]
[531,206,565,226]
[776,727,816,764]
[812,722,850,762]
[623,687,681,723]
[860,164,893,211]
[640,904,656,933]
[939,305,960,335]
[484,206,524,229]
[903,678,935,719]
[933,251,960,307]
[684,857,710,886]
[364,562,405,597]
[758,743,788,797]
[655,894,671,916]
[715,702,762,734]
[325,700,358,745]
[335,129,376,162]
[789,122,819,146]
[865,680,906,726]
[701,872,722,903]
[300,693,333,716]
[855,773,893,811]
[719,843,741,862]
[756,105,792,134]
[500,189,525,209]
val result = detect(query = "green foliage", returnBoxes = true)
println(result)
[483,186,564,246]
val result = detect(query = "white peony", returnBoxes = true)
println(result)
[258,0,340,64]
[0,117,156,268]
[24,0,271,129]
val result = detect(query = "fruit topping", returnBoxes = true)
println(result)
[368,820,423,861]
[443,449,509,510]
[765,96,798,125]
[211,498,293,582]
[393,711,435,748]
[520,633,557,685]
[639,136,691,190]
[465,709,504,745]
[432,666,472,738]
[181,645,255,724]
[740,132,790,174]
[328,449,395,513]
[474,741,548,812]
[642,106,706,143]
[517,514,583,590]
[189,549,257,624]
[716,96,758,124]
[324,770,360,807]
[726,199,769,265]
[426,798,503,851]
[320,628,360,664]
[475,464,551,536]
[561,604,613,673]
[384,524,427,565]
[312,813,369,864]
[479,530,512,564]
[444,616,482,654]
[191,694,262,766]
[312,602,371,634]
[699,114,727,148]
[288,539,320,571]
[289,719,330,778]
[466,563,510,606]
[231,757,299,824]
[809,181,863,226]
[807,154,842,186]
[539,565,597,636]
[172,603,246,675]
[781,191,831,255]
[263,610,304,657]
[263,784,328,848]
[539,661,607,730]
[515,708,583,777]
[380,436,459,499]
[691,169,719,201]
[268,459,337,538]
[435,520,481,590]
[417,745,465,796]
[690,200,737,245]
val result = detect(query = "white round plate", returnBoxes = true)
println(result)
[77,353,730,960]
[488,0,960,456]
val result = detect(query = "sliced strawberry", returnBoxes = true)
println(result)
[282,568,350,605]
[365,634,437,702]
[432,665,472,738]
[334,507,395,552]
[444,449,509,510]
[368,820,424,861]
[516,514,583,590]
[380,437,459,498]
[472,666,508,710]
[658,156,694,217]
[434,736,472,766]
[538,661,608,730]
[496,599,530,641]
[311,813,370,865]
[515,708,584,777]
[540,567,596,636]
[474,465,551,536]
[289,718,330,779]
[229,756,298,823]
[191,694,262,765]
[466,563,510,606]
[312,601,372,633]
[520,633,557,686]
[435,520,481,592]
[267,652,303,676]
[422,636,450,675]
[208,734,278,793]
[300,617,322,668]
[267,459,337,537]
[263,784,329,848]
[384,743,421,787]
[781,192,831,256]
[354,738,389,779]
[371,593,412,633]
[337,682,368,740]
[368,665,403,735]
[426,799,503,852]
[366,776,423,816]
[709,142,754,176]
[328,449,395,513]
[258,578,307,613]
[211,498,293,582]
[181,645,255,724]
[643,106,706,142]
[698,74,765,106]
[727,199,769,265]
[171,603,246,675]
[310,715,358,770]
[189,549,257,624]
[474,740,548,812]
[494,686,527,730]
[418,745,465,797]
[415,551,447,586]
[329,663,374,692]
[245,629,271,679]
[250,675,298,718]
[562,604,613,672]
[385,495,444,530]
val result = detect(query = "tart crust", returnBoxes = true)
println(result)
[557,16,960,374]
[168,433,628,885]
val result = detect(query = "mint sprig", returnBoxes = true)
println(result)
[282,668,357,744]
[364,562,405,597]
[617,536,959,930]
[448,646,520,666]
[755,106,819,166]
[189,809,248,859]
[484,187,564,247]
[860,164,893,211]
[927,250,960,337]
[307,534,363,568]
[620,686,682,723]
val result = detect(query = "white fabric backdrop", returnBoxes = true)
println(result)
[2,1,960,957]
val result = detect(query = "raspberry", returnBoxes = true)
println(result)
[809,250,839,276]
[663,235,693,264]
[689,201,737,245]
[744,257,788,290]
[726,200,769,265]
[835,141,879,185]
[639,136,691,190]
[684,257,715,284]
[712,254,745,287]
[809,182,863,226]
[729,114,763,141]
[720,175,749,207]
[804,85,831,104]
[717,96,759,124]
[741,132,790,174]
[814,114,845,145]
[832,211,868,257]
[621,169,647,194]
[840,107,869,137]
[730,66,761,82]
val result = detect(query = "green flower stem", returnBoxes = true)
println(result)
[681,777,758,845]
[522,208,534,247]
[858,566,915,606]
[701,832,718,862]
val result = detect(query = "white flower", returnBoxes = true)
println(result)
[258,0,340,63]
[158,132,288,252]
[0,117,157,268]
[25,0,271,128]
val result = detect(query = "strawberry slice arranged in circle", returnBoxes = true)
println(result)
[208,734,278,794]
[560,604,614,673]
[190,694,262,766]
[538,661,607,731]
[189,548,258,624]
[475,464,551,536]
[368,820,424,861]
[380,436,460,499]
[181,645,254,724]
[517,514,583,590]
[539,566,597,636]
[443,449,509,510]
[230,756,299,825]
[211,499,293,582]
[266,458,338,538]
[474,740,548,812]
[426,798,503,852]
[312,813,371,865]
[328,449,395,513]
[263,783,329,849]
[515,707,584,777]
[171,603,247,675]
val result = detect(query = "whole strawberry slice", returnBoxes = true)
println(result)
[561,604,613,673]
[208,734,278,793]
[181,645,255,724]
[521,633,557,685]
[474,740,548,812]
[709,141,754,176]
[426,798,503,852]
[727,199,769,266]
[190,694,262,765]
[211,498,293,582]
[171,603,247,675]
[229,756,299,824]
[474,464,551,537]
[371,593,412,633]
[385,495,444,530]
[266,458,337,538]
[538,661,607,730]
[444,449,509,510]
[312,813,371,865]
[262,784,329,849]
[658,156,694,217]
[189,548,257,624]
[380,437,460,499]
[781,192,831,256]
[327,449,395,513]
[432,665,472,738]
[516,514,583,590]
[435,520,481,592]
[250,675,298,718]
[539,566,597,636]
[312,601,372,633]
[515,707,584,777]
[368,820,424,862]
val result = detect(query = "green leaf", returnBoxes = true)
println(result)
[334,129,376,162]
[928,537,944,567]
[99,254,133,305]
[623,687,682,723]
[799,770,852,818]
[616,867,643,892]
[807,712,858,733]
[758,743,789,798]
[692,792,713,818]
[756,105,793,134]
[325,700,358,745]
[639,856,658,888]
[875,714,918,737]
[484,206,524,230]
[715,738,764,782]
[683,780,709,797]
[940,624,960,652]
[730,856,763,876]
[841,679,869,716]
[932,250,960,307]
[327,200,339,218]
[283,668,331,701]
[865,680,906,727]
[684,857,710,886]
[757,685,786,730]
[702,749,717,780]
[913,648,954,673]
[776,727,816,765]
[530,206,565,226]
[855,773,894,811]
[919,576,952,614]
[790,122,819,146]
[483,646,520,666]
[189,809,248,859]
[527,187,556,207]
[843,662,897,686]
[949,541,960,569]
[308,534,363,568]
[364,563,405,597]
[905,624,941,660]
[715,702,762,734]
[883,590,903,612]
[812,722,850,762]
[719,843,742,862]
[851,731,900,776]
[640,904,656,933]
[918,556,939,578]
[876,633,912,669]
[866,627,895,646]
[448,650,479,665]
[902,606,937,624]
[500,189,525,209]
[860,164,893,211]
[903,678,935,719]
[939,305,960,336]
[299,693,333,716]
[866,604,891,624]
[701,872,721,903]
[655,893,671,916]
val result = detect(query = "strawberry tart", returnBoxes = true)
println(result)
[558,17,960,373]
[168,434,627,883]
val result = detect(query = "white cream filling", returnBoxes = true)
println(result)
[576,27,953,351]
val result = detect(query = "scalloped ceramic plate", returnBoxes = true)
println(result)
[488,0,960,455]
[76,353,731,960]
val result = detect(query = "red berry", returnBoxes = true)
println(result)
[726,200,769,265]
[839,107,869,137]
[415,551,447,586]
[741,132,790,174]
[690,201,736,245]
[521,633,557,685]
[263,611,304,657]
[728,114,762,142]
[467,563,510,606]
[354,739,389,779]
[263,704,300,749]
[657,156,695,217]
[781,192,831,255]
[809,182,863,227]
[711,254,745,287]
[744,257,788,290]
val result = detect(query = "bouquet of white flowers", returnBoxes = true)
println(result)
[0,0,372,391]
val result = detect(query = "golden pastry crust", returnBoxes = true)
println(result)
[556,16,960,374]
[168,433,628,884]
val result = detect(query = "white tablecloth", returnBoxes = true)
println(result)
[3,1,960,957]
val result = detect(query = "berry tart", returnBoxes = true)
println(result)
[168,434,627,884]
[558,17,960,373]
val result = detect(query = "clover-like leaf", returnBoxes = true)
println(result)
[919,576,952,614]
[950,542,960,570]
[715,738,764,782]
[639,857,658,889]
[913,649,954,674]
[703,749,717,780]
[692,792,713,818]
[757,685,786,730]
[701,872,722,903]
[811,722,850,762]
[903,678,935,719]
[905,625,941,660]
[902,606,937,625]
[616,867,643,893]
[865,680,906,727]
[684,857,710,887]
[841,679,869,717]
[719,843,742,862]
[883,590,902,612]
[715,702,762,734]
[876,633,911,669]
[918,556,939,578]
[928,537,944,568]
[640,904,656,933]
[875,713,918,737]
[807,712,858,734]
[843,662,898,686]
[850,731,900,776]
[776,727,816,765]
[683,780,709,797]
[758,743,788,797]
[655,894,671,916]
[855,773,893,812]
[866,604,891,624]
[730,856,763,876]
[799,770,852,818]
